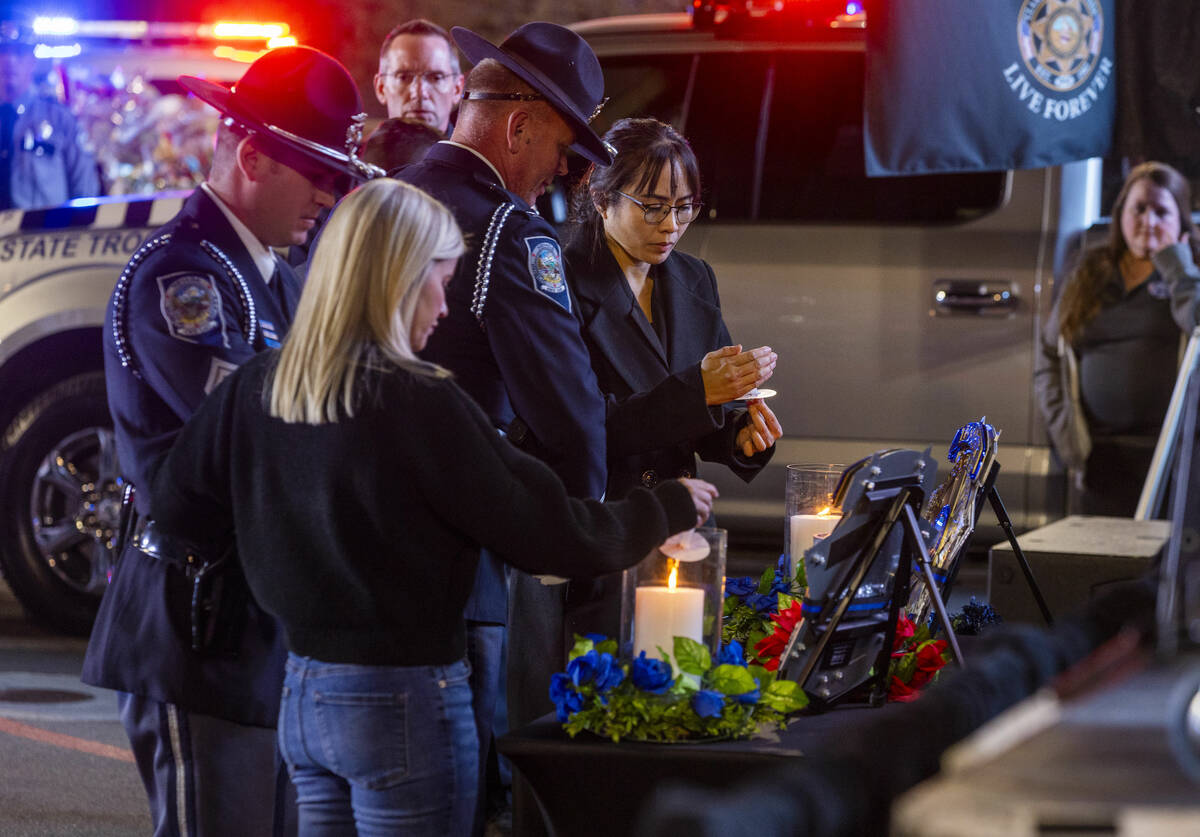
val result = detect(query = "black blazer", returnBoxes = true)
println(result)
[567,242,773,499]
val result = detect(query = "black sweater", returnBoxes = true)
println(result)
[151,351,695,666]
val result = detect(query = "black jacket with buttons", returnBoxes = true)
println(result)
[566,242,773,499]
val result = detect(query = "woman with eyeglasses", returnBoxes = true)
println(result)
[148,178,715,835]
[565,117,782,507]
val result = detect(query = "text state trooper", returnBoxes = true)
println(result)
[395,21,613,836]
[81,47,378,837]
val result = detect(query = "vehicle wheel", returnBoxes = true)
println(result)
[0,372,120,635]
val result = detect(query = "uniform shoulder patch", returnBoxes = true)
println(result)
[524,235,570,313]
[156,271,228,346]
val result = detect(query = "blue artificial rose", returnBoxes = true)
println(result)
[717,640,746,667]
[549,673,584,722]
[585,632,607,644]
[567,649,599,687]
[725,576,758,598]
[769,571,791,596]
[631,651,674,694]
[746,593,778,614]
[692,689,725,719]
[593,652,625,693]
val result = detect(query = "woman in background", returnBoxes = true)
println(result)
[150,178,714,836]
[1035,161,1200,515]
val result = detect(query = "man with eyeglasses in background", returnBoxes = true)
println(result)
[374,19,465,135]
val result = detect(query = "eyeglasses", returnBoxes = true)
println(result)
[615,190,703,224]
[382,70,457,91]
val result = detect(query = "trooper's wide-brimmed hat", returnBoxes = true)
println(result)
[179,46,382,183]
[452,22,614,166]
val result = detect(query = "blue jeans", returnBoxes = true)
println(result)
[277,653,476,837]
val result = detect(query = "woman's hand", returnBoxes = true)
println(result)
[735,400,782,457]
[678,477,719,526]
[701,345,777,405]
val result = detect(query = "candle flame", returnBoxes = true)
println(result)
[817,506,838,518]
[667,559,678,589]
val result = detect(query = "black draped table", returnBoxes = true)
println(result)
[497,707,859,837]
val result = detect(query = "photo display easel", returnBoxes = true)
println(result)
[779,423,1053,709]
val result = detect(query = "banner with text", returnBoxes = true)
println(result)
[864,0,1115,176]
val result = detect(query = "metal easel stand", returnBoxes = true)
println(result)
[1157,356,1199,657]
[1137,326,1200,521]
[781,484,964,709]
[978,460,1055,626]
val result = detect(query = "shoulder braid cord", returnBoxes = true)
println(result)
[471,202,516,329]
[111,235,258,380]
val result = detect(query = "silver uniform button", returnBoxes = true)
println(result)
[641,469,658,488]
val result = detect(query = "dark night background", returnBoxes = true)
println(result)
[5,0,682,117]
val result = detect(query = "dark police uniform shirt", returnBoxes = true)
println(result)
[397,142,607,621]
[0,90,100,210]
[81,187,300,727]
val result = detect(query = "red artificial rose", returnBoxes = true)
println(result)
[908,640,949,689]
[754,601,804,665]
[892,613,916,652]
[888,675,918,702]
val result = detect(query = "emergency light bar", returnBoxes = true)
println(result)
[31,17,291,42]
[690,0,865,30]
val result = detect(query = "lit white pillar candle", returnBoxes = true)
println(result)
[633,562,704,664]
[789,510,842,553]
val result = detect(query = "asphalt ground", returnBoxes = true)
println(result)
[0,579,150,836]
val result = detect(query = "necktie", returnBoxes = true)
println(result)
[270,256,296,325]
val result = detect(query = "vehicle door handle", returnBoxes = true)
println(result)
[932,279,1019,316]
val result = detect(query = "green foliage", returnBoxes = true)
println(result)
[721,595,770,647]
[557,634,809,743]
[709,664,757,695]
[673,636,711,676]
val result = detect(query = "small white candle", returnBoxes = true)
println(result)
[634,585,704,664]
[789,512,841,555]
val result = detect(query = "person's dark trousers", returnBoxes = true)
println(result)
[507,571,566,837]
[118,692,297,837]
[466,621,505,836]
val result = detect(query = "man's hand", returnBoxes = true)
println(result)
[701,345,777,405]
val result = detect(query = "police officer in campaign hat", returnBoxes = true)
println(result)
[395,20,612,835]
[81,46,379,837]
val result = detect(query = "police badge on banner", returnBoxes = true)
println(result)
[864,0,1115,175]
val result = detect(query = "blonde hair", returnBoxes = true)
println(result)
[268,178,464,424]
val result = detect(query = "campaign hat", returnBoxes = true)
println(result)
[179,46,382,182]
[452,22,613,166]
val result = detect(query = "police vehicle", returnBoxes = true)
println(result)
[0,17,292,633]
[567,3,1119,555]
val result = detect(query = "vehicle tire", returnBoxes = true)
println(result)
[0,372,120,636]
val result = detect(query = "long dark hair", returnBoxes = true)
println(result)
[564,118,701,260]
[1059,161,1199,345]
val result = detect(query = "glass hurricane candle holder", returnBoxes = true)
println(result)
[785,464,845,581]
[620,527,727,671]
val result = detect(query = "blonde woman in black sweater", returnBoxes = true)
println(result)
[151,178,714,836]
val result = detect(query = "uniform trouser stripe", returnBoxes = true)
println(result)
[165,704,193,837]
